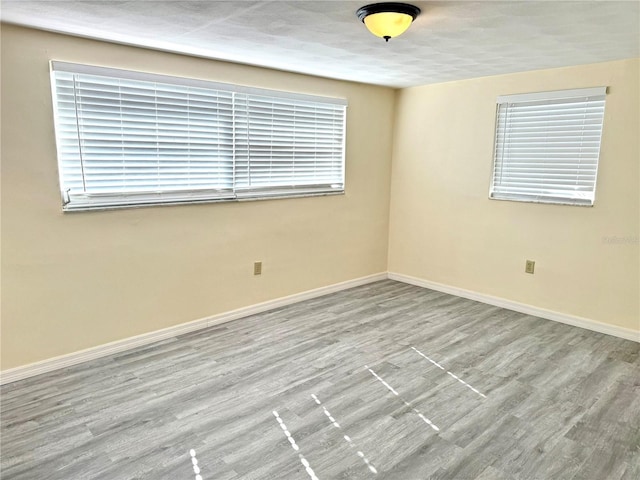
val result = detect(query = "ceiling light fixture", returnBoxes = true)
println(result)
[356,2,421,42]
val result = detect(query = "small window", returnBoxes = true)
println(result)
[50,62,347,211]
[490,87,606,206]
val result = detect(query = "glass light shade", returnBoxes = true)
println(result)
[363,11,414,39]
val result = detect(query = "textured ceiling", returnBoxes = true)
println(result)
[2,0,639,88]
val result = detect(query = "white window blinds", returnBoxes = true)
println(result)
[233,93,346,197]
[490,87,606,206]
[50,62,346,210]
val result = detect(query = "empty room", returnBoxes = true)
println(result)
[1,1,638,479]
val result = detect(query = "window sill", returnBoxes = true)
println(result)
[488,195,594,207]
[62,190,345,213]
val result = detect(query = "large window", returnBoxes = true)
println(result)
[50,62,347,211]
[490,87,606,206]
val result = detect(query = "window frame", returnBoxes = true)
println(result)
[489,86,607,207]
[50,61,347,211]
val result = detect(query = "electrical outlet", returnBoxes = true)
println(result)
[525,260,535,274]
[254,261,262,276]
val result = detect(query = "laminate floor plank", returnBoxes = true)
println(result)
[2,280,638,479]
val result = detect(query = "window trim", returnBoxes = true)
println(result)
[50,61,347,212]
[489,86,607,207]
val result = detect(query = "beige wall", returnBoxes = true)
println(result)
[389,59,640,333]
[2,24,638,372]
[0,25,395,369]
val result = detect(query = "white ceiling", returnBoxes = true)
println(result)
[2,0,639,88]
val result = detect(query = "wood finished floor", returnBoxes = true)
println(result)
[1,280,639,480]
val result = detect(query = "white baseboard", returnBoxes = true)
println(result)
[388,272,640,343]
[3,270,636,385]
[0,272,387,385]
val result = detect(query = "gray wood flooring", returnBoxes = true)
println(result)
[1,280,639,479]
